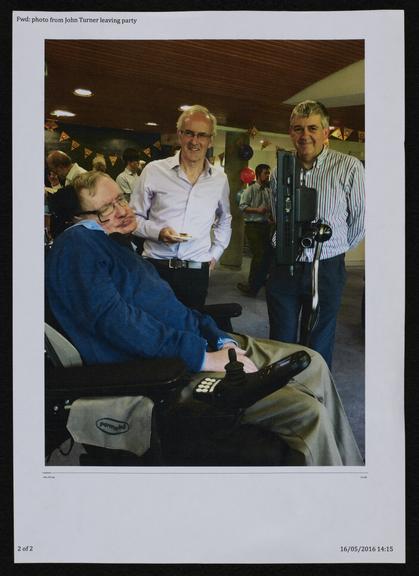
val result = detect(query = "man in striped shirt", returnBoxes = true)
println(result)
[267,100,365,368]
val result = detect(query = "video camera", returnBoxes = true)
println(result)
[274,150,319,268]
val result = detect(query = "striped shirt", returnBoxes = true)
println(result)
[270,147,365,261]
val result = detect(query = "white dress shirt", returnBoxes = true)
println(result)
[65,163,87,186]
[130,152,232,262]
[116,168,140,197]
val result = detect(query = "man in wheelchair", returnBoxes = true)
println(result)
[45,171,363,466]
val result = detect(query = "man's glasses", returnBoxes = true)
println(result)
[77,195,129,223]
[179,129,213,141]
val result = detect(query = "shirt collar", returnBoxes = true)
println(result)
[309,146,328,169]
[70,220,107,234]
[169,150,213,176]
[125,167,137,176]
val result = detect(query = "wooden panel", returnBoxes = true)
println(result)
[45,39,364,134]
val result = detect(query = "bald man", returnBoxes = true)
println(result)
[47,150,87,189]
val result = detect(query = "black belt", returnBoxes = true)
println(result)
[147,258,209,270]
[245,221,270,225]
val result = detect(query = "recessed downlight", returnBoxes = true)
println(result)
[145,122,159,126]
[73,88,93,97]
[178,105,191,111]
[50,109,76,117]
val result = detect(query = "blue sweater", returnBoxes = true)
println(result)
[46,224,228,372]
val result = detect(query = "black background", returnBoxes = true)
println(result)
[1,1,417,575]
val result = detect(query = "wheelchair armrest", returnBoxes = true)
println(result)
[46,357,188,405]
[201,303,242,319]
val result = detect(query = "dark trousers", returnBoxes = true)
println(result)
[149,262,210,309]
[266,254,346,368]
[244,222,273,293]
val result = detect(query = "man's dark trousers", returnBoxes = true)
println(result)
[244,221,273,294]
[266,254,346,368]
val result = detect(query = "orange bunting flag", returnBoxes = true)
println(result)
[358,131,365,143]
[108,154,118,167]
[44,119,58,131]
[343,128,353,141]
[59,131,70,142]
[247,126,258,138]
[71,140,80,150]
[153,140,161,150]
[84,148,93,158]
[330,128,343,140]
[143,147,152,158]
[261,140,271,150]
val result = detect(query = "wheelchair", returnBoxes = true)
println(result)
[45,188,289,466]
[45,319,290,467]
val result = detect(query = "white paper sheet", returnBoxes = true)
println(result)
[12,9,405,564]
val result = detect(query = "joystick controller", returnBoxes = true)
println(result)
[193,348,311,410]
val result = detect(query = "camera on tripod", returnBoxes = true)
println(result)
[274,151,331,267]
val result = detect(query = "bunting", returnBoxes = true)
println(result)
[247,126,258,138]
[84,148,93,158]
[330,128,344,140]
[358,131,365,143]
[45,119,58,131]
[59,131,70,142]
[153,140,161,150]
[143,147,152,158]
[71,140,80,151]
[108,154,118,167]
[343,128,353,141]
[261,140,271,150]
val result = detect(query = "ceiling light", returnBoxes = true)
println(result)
[178,105,191,111]
[73,88,93,97]
[145,122,159,126]
[50,109,76,117]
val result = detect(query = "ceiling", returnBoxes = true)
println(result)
[45,39,365,137]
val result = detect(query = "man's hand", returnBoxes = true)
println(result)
[158,226,180,244]
[209,258,217,273]
[202,348,258,373]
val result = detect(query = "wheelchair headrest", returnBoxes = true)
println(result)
[47,185,79,222]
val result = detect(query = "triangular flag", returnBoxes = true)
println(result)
[330,128,343,140]
[71,140,80,150]
[143,147,152,158]
[343,128,353,141]
[108,154,118,166]
[59,131,70,142]
[261,140,271,150]
[247,126,258,138]
[84,148,93,158]
[44,119,58,131]
[358,131,365,143]
[153,140,161,150]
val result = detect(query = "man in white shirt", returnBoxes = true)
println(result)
[130,105,232,309]
[238,163,273,297]
[46,150,87,188]
[115,148,141,200]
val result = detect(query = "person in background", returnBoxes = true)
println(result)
[116,148,141,200]
[92,155,107,173]
[46,150,87,189]
[130,105,231,309]
[267,100,365,368]
[237,163,273,297]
